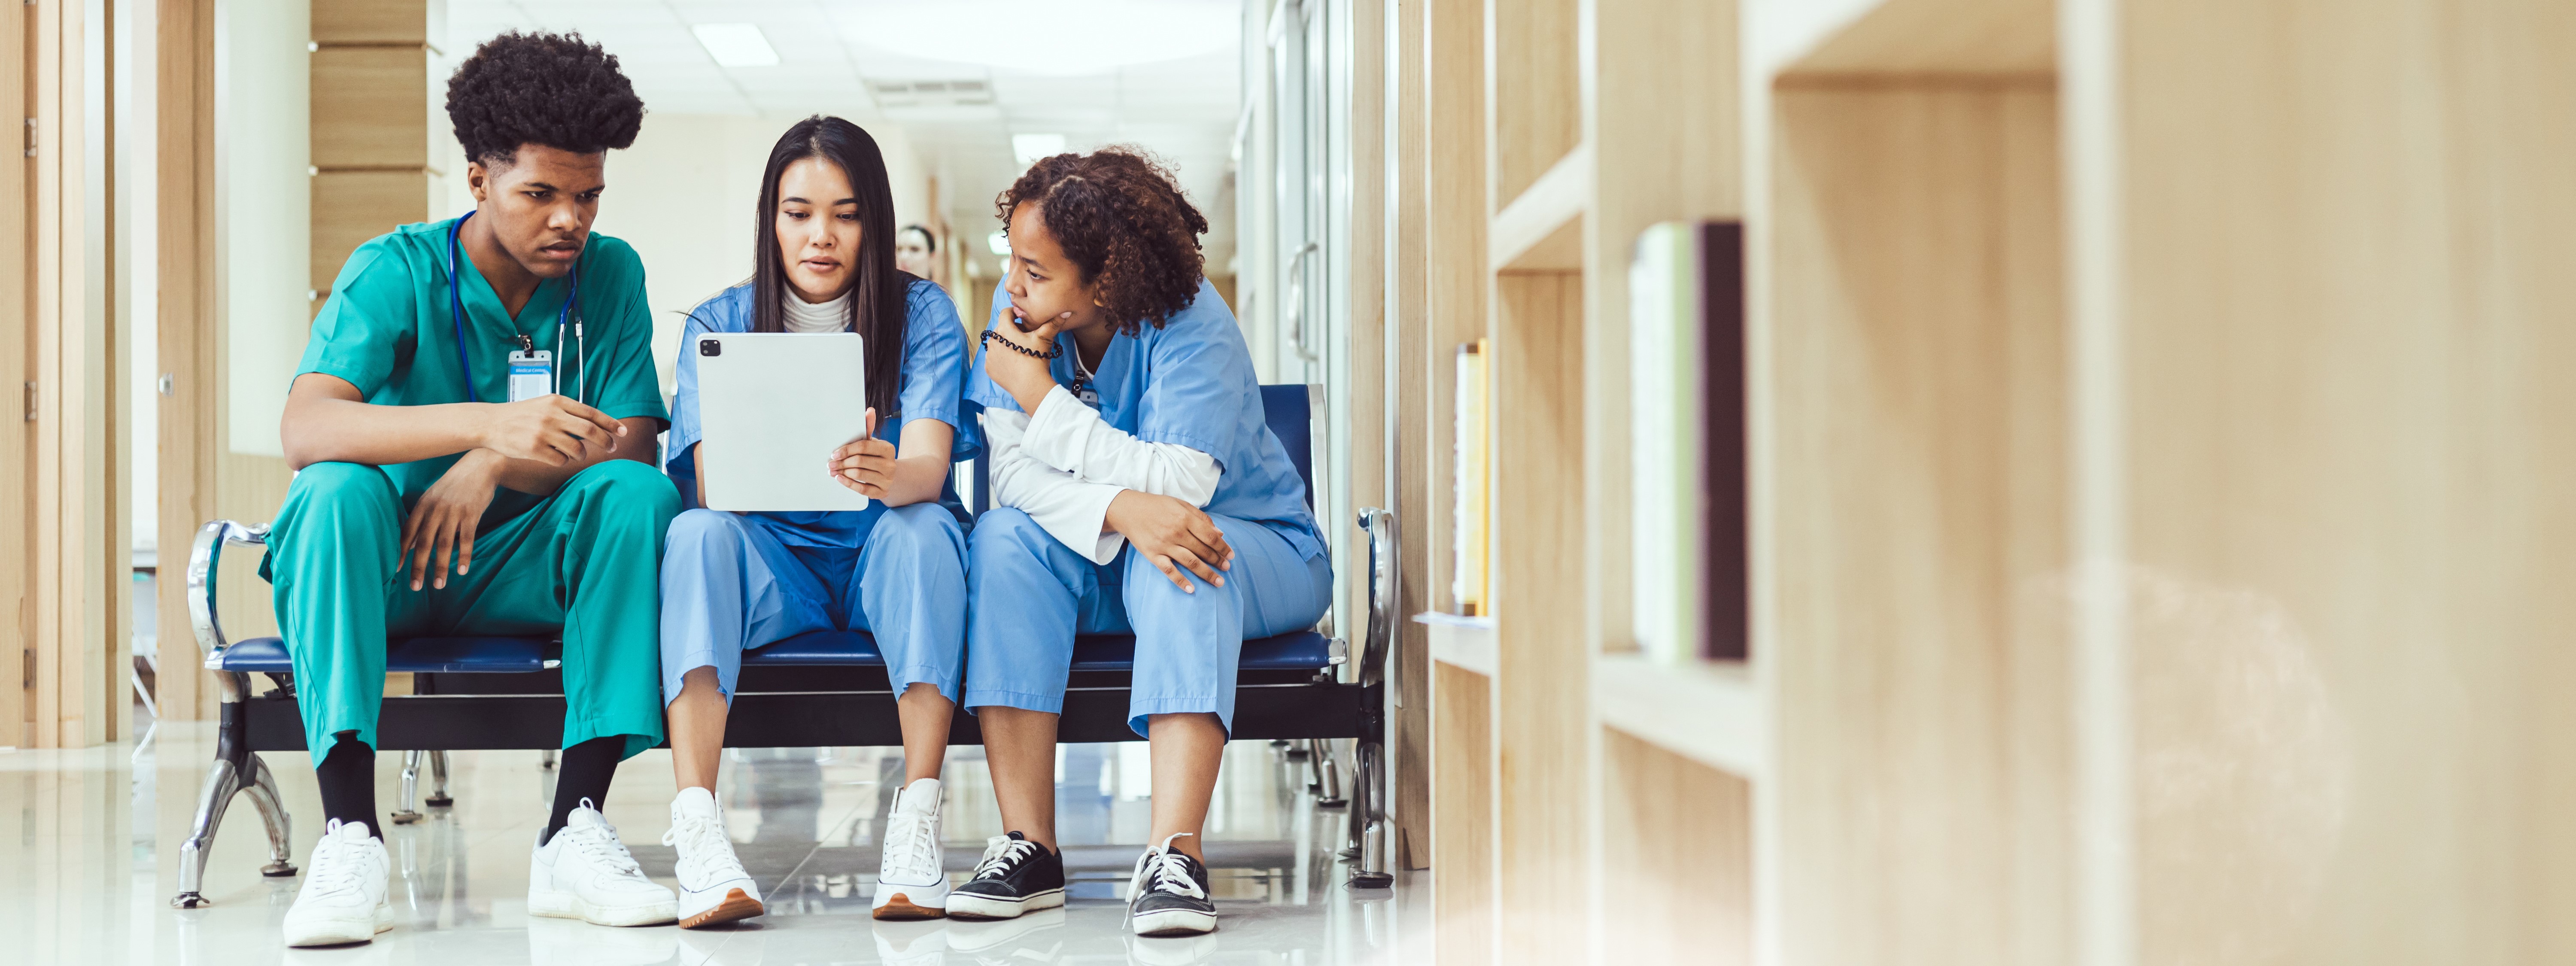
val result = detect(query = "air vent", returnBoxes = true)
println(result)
[867,79,994,108]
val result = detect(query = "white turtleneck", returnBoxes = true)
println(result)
[783,290,851,333]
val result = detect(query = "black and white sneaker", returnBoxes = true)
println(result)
[943,832,1066,920]
[1126,832,1218,936]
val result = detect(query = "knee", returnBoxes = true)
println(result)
[277,462,398,534]
[966,508,1050,569]
[566,459,681,527]
[663,508,740,557]
[874,504,964,557]
[286,462,396,510]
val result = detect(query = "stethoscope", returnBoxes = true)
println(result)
[447,210,587,404]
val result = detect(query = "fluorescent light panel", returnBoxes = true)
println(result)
[692,23,780,67]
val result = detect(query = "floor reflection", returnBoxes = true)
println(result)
[0,717,1425,965]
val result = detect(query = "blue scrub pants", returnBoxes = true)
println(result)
[659,505,968,704]
[963,508,1333,736]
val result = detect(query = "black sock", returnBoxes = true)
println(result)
[542,736,624,845]
[315,732,381,838]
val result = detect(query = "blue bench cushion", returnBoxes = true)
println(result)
[216,629,1334,675]
[215,636,551,674]
[742,629,1333,671]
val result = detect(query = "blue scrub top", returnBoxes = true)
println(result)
[298,217,670,528]
[667,277,980,549]
[964,279,1326,562]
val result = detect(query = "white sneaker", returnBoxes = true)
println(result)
[528,798,679,926]
[872,777,949,920]
[282,820,395,947]
[664,786,764,928]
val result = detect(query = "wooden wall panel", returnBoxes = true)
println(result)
[310,45,429,169]
[2113,0,2576,960]
[1489,270,1585,966]
[1602,727,1752,964]
[156,0,219,723]
[1,0,33,745]
[1768,82,2069,966]
[311,169,429,296]
[1388,0,1436,868]
[19,0,122,748]
[1431,662,1494,966]
[311,0,433,45]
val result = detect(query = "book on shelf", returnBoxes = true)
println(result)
[1628,222,1746,662]
[1453,339,1490,617]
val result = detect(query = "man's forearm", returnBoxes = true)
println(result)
[283,396,495,470]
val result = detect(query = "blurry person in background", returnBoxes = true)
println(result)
[896,223,945,295]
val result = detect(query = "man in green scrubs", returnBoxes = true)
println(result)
[270,33,681,947]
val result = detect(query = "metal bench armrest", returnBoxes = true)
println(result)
[1357,507,1400,707]
[189,520,271,671]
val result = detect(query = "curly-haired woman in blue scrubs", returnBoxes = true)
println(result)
[656,116,977,927]
[947,148,1331,936]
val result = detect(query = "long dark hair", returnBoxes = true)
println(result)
[752,115,912,420]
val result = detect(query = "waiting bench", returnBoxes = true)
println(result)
[171,385,1402,909]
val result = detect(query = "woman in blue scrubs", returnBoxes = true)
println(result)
[656,116,977,927]
[946,148,1331,937]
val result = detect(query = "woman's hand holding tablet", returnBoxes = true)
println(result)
[828,408,899,499]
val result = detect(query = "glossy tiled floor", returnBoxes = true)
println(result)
[0,716,1425,965]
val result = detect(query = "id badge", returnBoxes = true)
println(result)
[507,350,554,402]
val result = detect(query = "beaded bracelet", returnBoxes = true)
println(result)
[981,327,1063,360]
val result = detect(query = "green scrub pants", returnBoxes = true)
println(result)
[262,459,680,759]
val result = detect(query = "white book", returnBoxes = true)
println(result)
[1630,224,1700,663]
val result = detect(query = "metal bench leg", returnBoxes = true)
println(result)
[391,750,424,824]
[1310,738,1348,808]
[243,753,297,876]
[425,750,453,807]
[175,675,296,907]
[172,755,241,909]
[1347,740,1394,889]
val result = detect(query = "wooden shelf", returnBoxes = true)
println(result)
[1419,612,1498,676]
[1782,0,2054,80]
[1488,143,1590,271]
[1593,653,1761,778]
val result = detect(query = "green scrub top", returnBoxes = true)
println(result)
[297,216,671,526]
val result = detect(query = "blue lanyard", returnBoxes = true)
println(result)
[446,211,580,404]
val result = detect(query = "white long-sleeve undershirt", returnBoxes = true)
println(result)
[984,384,1221,564]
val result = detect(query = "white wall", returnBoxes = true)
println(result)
[218,0,310,459]
[122,0,158,552]
[463,112,934,400]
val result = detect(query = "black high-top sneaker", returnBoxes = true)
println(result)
[1126,832,1218,936]
[944,832,1066,920]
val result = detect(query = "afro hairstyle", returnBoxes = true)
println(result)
[994,147,1209,334]
[445,31,644,168]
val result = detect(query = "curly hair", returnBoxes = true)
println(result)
[996,147,1209,334]
[446,32,644,167]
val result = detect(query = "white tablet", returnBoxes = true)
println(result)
[693,331,873,512]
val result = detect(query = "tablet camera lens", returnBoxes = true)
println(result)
[699,340,722,357]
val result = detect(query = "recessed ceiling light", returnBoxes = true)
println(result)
[692,23,780,67]
[1012,134,1068,165]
